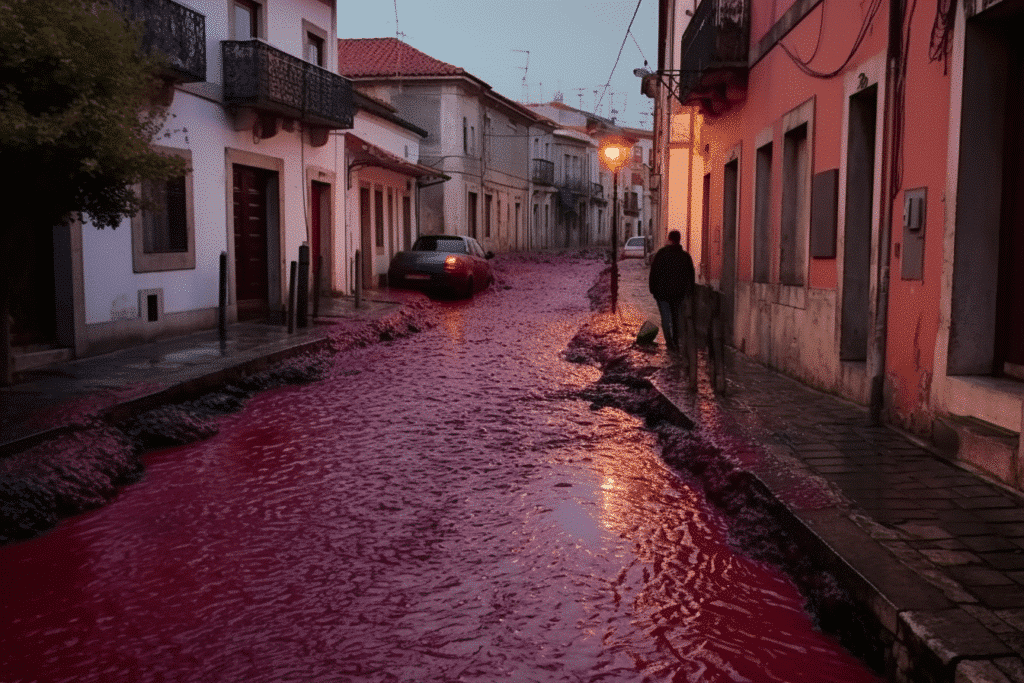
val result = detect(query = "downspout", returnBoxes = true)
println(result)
[869,0,903,424]
[686,106,694,253]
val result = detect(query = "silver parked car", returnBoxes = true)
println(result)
[388,235,494,299]
[621,235,649,259]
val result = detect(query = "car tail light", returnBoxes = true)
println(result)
[444,255,464,273]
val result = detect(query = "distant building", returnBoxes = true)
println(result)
[345,90,445,291]
[524,102,655,251]
[337,38,545,259]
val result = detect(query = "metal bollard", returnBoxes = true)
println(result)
[287,260,297,334]
[297,244,309,329]
[354,250,361,309]
[218,251,227,343]
[312,254,322,320]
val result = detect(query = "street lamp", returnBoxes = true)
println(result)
[600,136,632,314]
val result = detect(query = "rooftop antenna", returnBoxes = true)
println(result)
[393,0,406,40]
[392,0,406,90]
[574,87,585,108]
[512,49,530,101]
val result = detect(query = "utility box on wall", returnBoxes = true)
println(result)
[902,188,926,280]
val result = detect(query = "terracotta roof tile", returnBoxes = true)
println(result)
[337,37,466,78]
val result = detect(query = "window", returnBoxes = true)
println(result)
[468,191,478,238]
[463,117,468,154]
[402,195,412,250]
[484,194,493,238]
[780,123,809,286]
[470,126,476,155]
[374,188,384,250]
[306,32,324,65]
[132,147,195,272]
[303,20,328,68]
[388,190,395,254]
[232,0,259,40]
[753,142,773,283]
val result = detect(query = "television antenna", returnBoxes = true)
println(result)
[512,49,530,101]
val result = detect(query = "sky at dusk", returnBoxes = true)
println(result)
[338,0,659,130]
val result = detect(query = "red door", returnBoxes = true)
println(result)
[310,181,329,295]
[233,165,269,319]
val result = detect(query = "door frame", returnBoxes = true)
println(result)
[225,148,285,322]
[306,167,335,298]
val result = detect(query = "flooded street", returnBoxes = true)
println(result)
[1,256,881,682]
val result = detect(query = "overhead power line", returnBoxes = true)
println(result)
[596,0,644,116]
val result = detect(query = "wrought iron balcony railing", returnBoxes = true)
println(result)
[532,158,555,185]
[677,0,749,112]
[623,191,641,216]
[222,40,355,129]
[559,178,591,194]
[112,0,206,83]
[591,182,604,200]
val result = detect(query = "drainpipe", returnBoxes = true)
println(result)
[686,106,695,253]
[869,0,902,424]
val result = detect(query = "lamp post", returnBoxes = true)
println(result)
[600,137,631,314]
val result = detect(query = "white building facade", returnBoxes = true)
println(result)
[59,0,355,358]
[337,38,543,261]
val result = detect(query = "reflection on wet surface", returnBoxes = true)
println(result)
[0,257,880,682]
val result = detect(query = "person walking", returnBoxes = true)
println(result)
[649,230,698,385]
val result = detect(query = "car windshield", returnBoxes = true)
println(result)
[412,236,468,254]
[626,238,645,246]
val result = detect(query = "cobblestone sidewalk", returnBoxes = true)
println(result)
[616,256,1024,683]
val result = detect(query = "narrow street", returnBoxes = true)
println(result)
[1,256,880,683]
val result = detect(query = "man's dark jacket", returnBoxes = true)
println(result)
[648,244,695,301]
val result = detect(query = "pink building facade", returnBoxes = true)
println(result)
[654,0,1024,491]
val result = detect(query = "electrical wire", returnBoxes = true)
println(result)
[929,0,956,71]
[778,0,884,79]
[891,0,917,200]
[596,0,645,113]
[788,0,827,65]
[629,30,648,65]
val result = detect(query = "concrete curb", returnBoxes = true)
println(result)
[649,373,1024,683]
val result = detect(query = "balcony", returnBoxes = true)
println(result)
[560,178,591,194]
[623,191,640,216]
[591,182,604,200]
[532,158,554,185]
[113,0,206,83]
[222,40,355,130]
[677,0,749,117]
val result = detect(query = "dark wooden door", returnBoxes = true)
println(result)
[233,165,269,318]
[310,181,329,295]
[996,36,1024,375]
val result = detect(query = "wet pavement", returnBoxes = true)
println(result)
[1,254,880,683]
[0,292,423,453]
[0,254,1022,682]
[614,257,1024,683]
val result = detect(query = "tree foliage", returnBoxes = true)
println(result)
[0,0,186,230]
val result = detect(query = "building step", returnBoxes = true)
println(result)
[11,346,73,374]
[933,413,1021,489]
